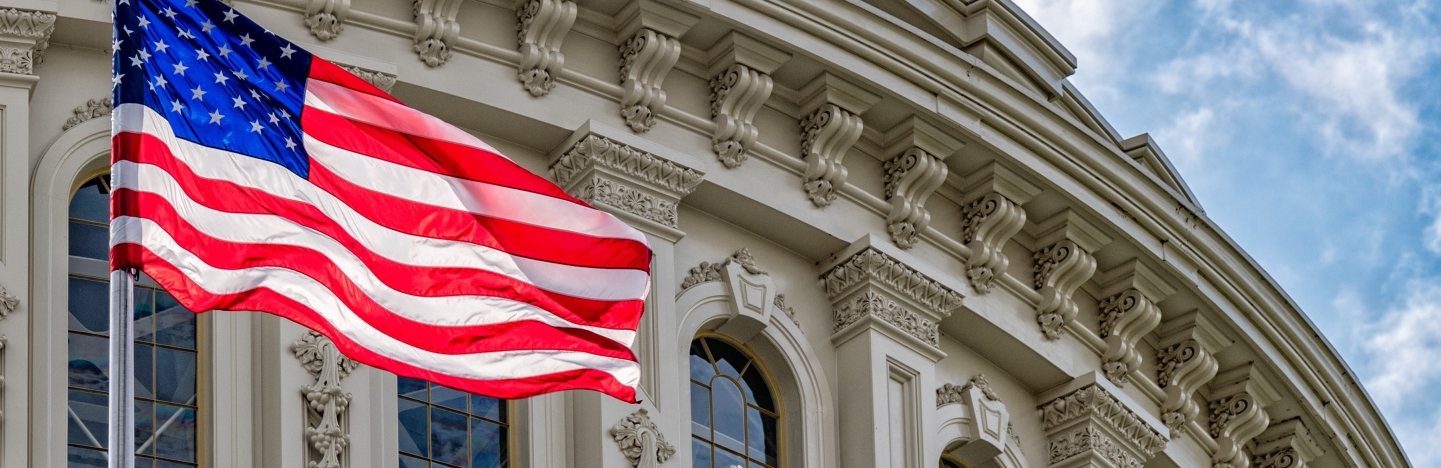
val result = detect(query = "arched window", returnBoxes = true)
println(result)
[66,176,202,467]
[689,336,779,468]
[397,376,510,468]
[939,456,967,468]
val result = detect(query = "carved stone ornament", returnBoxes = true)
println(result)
[618,29,680,133]
[338,65,397,93]
[516,0,576,97]
[1248,418,1322,468]
[0,8,57,74]
[800,104,862,207]
[709,63,772,168]
[304,0,350,41]
[821,247,964,316]
[1049,426,1141,468]
[63,97,112,130]
[680,248,766,290]
[1039,384,1167,467]
[834,291,939,346]
[610,408,675,468]
[1208,369,1274,468]
[1097,289,1162,385]
[292,331,361,468]
[958,193,1025,294]
[549,134,703,233]
[0,284,18,319]
[936,374,999,407]
[412,0,462,66]
[1156,339,1217,433]
[773,294,800,328]
[1032,240,1096,340]
[883,148,948,249]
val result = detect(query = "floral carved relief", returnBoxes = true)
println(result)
[610,408,675,468]
[292,331,361,468]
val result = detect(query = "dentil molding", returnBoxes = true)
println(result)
[1208,365,1279,468]
[955,162,1039,294]
[63,97,112,130]
[0,7,56,75]
[614,0,698,133]
[1038,378,1167,468]
[337,64,396,93]
[515,0,575,97]
[1030,210,1110,340]
[797,73,877,207]
[881,116,962,248]
[304,0,350,41]
[706,32,788,168]
[610,408,675,468]
[412,0,463,66]
[292,331,361,468]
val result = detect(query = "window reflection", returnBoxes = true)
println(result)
[397,376,510,468]
[690,337,779,468]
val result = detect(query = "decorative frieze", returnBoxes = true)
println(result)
[821,247,964,316]
[549,133,703,239]
[1030,210,1110,340]
[63,97,112,131]
[304,0,349,40]
[1155,311,1229,435]
[798,73,877,207]
[338,65,396,93]
[1208,365,1278,468]
[0,8,56,75]
[412,0,463,66]
[834,291,938,346]
[1039,382,1167,468]
[292,331,361,468]
[706,33,788,168]
[615,0,698,133]
[882,117,963,249]
[515,0,576,97]
[610,408,675,468]
[822,242,962,357]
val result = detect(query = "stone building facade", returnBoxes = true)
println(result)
[0,0,1412,466]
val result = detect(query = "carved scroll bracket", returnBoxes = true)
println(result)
[1030,210,1110,340]
[798,73,878,207]
[304,0,350,40]
[292,331,361,468]
[615,0,698,132]
[1038,375,1168,468]
[706,32,789,168]
[610,408,675,468]
[516,0,576,96]
[1097,261,1176,386]
[821,239,963,358]
[1156,311,1232,436]
[0,8,56,75]
[412,0,463,66]
[548,123,704,242]
[1249,418,1324,468]
[881,117,963,249]
[1208,365,1279,468]
[956,162,1039,294]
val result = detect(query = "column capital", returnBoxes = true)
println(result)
[820,237,963,358]
[0,7,55,75]
[548,121,704,242]
[1038,373,1168,468]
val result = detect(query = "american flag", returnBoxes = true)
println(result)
[111,0,651,402]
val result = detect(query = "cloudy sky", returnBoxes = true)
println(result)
[1008,0,1441,464]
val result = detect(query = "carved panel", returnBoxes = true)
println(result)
[1048,426,1140,468]
[833,291,938,346]
[0,8,56,74]
[550,134,703,235]
[304,0,350,40]
[821,247,963,317]
[292,331,361,468]
[516,0,576,96]
[1039,384,1167,466]
[412,0,462,66]
[610,408,675,468]
[1032,240,1096,340]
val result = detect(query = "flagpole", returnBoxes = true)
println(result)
[109,268,136,468]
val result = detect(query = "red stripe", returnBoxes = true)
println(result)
[114,245,638,403]
[306,58,404,104]
[303,106,585,206]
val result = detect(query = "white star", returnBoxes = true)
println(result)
[234,69,249,81]
[137,16,151,28]
[279,44,296,59]
[195,48,210,61]
[123,25,134,36]
[189,86,207,100]
[208,109,225,124]
[171,62,188,75]
[249,120,264,133]
[284,137,297,150]
[201,20,215,33]
[150,75,168,90]
[256,57,272,69]
[218,45,232,58]
[232,96,247,109]
[280,109,291,120]
[273,81,289,93]
[137,48,151,61]
[178,29,195,39]
[223,9,239,23]
[153,40,169,53]
[184,0,198,7]
[112,39,123,52]
[118,0,129,4]
[214,72,229,85]
[112,73,124,88]
[239,34,254,48]
[250,89,263,100]
[268,112,280,124]
[162,7,177,19]
[129,55,143,67]
[170,99,184,113]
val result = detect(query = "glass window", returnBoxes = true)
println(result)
[397,376,510,468]
[690,337,779,468]
[940,457,966,468]
[66,176,202,468]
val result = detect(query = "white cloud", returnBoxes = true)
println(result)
[1361,281,1441,411]
[1152,107,1216,172]
[1007,0,1158,97]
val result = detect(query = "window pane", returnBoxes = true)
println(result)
[67,445,109,468]
[711,379,746,453]
[68,277,110,334]
[715,447,747,468]
[692,438,713,468]
[748,409,777,465]
[68,332,110,391]
[135,399,155,456]
[135,343,155,400]
[470,418,507,468]
[70,179,110,223]
[689,340,716,381]
[431,383,467,413]
[398,398,430,458]
[69,221,110,260]
[68,390,109,448]
[400,454,430,468]
[430,407,469,467]
[152,404,197,463]
[740,368,773,411]
[155,459,198,468]
[399,377,428,401]
[470,394,504,422]
[135,288,156,343]
[691,382,711,437]
[154,347,198,404]
[705,339,749,378]
[153,292,196,349]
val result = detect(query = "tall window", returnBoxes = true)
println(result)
[66,176,202,467]
[689,336,779,468]
[397,376,510,468]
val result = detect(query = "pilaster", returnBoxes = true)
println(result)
[1038,373,1168,468]
[1249,418,1323,468]
[412,0,463,66]
[614,0,698,132]
[1155,310,1231,437]
[797,72,878,207]
[820,236,964,468]
[1208,364,1279,468]
[956,162,1039,294]
[1031,209,1111,339]
[706,32,788,168]
[1096,260,1175,385]
[516,0,576,96]
[882,117,964,249]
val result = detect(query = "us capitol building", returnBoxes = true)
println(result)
[0,0,1412,466]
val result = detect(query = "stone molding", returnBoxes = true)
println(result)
[292,331,361,468]
[412,0,463,66]
[706,32,788,168]
[63,97,112,131]
[937,374,1011,465]
[516,0,576,97]
[1155,311,1229,436]
[610,408,675,468]
[1039,383,1167,468]
[304,0,350,40]
[614,0,698,133]
[797,73,876,207]
[679,248,796,340]
[337,64,396,92]
[821,247,963,318]
[937,374,999,407]
[1031,209,1109,340]
[882,117,963,249]
[0,7,56,75]
[833,291,938,346]
[1208,365,1278,468]
[549,132,703,240]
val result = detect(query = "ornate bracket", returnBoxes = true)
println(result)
[615,0,698,133]
[1097,261,1175,385]
[516,0,576,97]
[1249,418,1324,468]
[304,0,350,40]
[798,73,877,207]
[610,408,675,468]
[0,8,56,75]
[1155,311,1229,435]
[955,162,1039,294]
[549,125,704,241]
[292,331,360,468]
[63,97,112,131]
[1038,379,1167,468]
[1208,365,1278,468]
[412,0,463,66]
[337,64,396,93]
[706,32,788,168]
[1030,210,1109,340]
[881,117,962,249]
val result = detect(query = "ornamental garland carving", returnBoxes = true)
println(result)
[516,0,575,97]
[773,294,800,328]
[339,65,396,93]
[936,374,999,407]
[821,248,963,317]
[1209,391,1269,468]
[958,193,1026,294]
[1038,385,1167,456]
[412,0,462,66]
[551,135,704,195]
[679,248,765,290]
[1156,340,1217,433]
[610,408,675,468]
[304,0,350,40]
[292,331,361,468]
[63,97,112,130]
[709,63,772,168]
[1032,240,1096,340]
[1098,289,1162,385]
[0,284,18,319]
[799,103,863,207]
[834,291,939,346]
[1048,426,1140,468]
[618,29,681,132]
[576,178,678,228]
[0,8,55,74]
[883,148,948,249]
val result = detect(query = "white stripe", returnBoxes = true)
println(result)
[112,219,641,386]
[113,160,649,302]
[305,78,502,157]
[113,103,649,295]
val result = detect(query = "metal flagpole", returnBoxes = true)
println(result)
[108,267,136,468]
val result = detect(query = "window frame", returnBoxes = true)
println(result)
[688,332,786,468]
[395,376,515,468]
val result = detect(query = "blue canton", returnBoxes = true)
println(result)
[114,0,314,178]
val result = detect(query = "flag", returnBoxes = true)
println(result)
[110,0,651,402]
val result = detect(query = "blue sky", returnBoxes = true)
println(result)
[1010,0,1441,464]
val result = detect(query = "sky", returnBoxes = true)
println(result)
[1007,0,1441,464]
